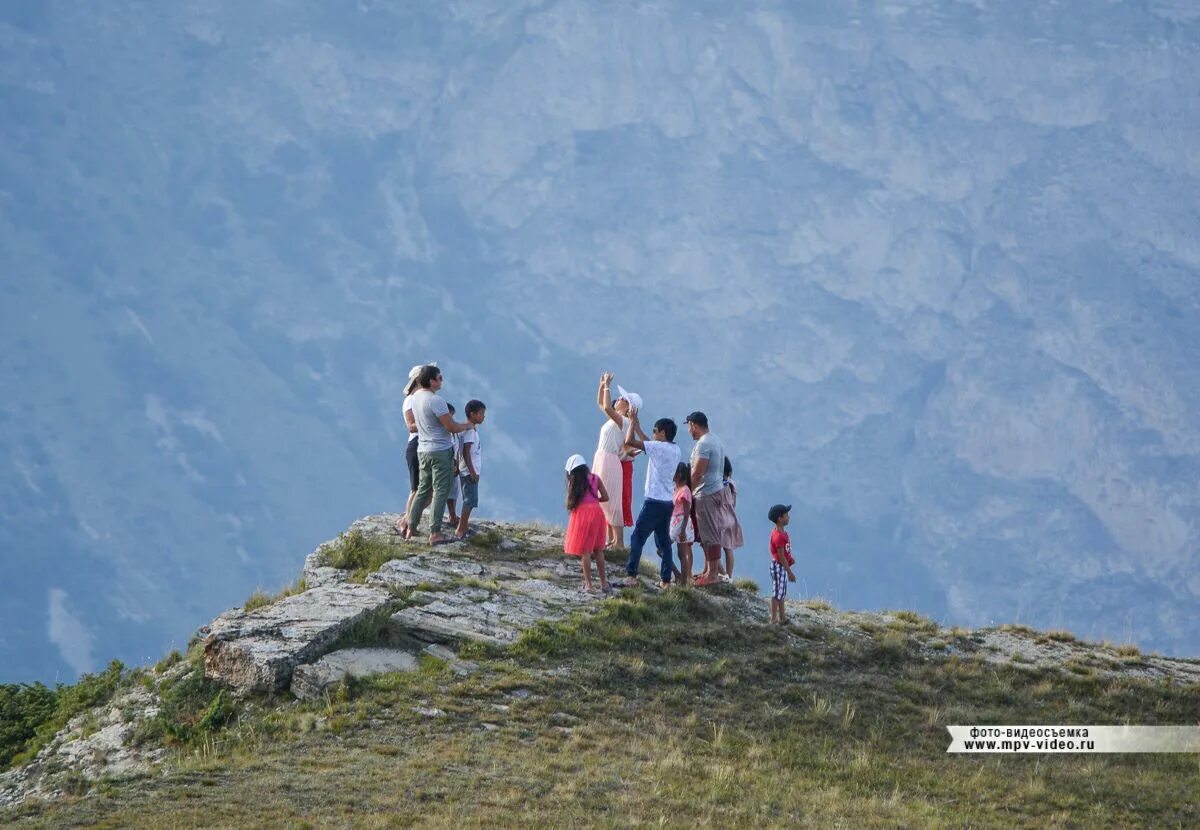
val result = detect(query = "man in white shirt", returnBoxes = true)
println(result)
[616,409,681,587]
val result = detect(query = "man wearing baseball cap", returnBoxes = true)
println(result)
[685,411,743,585]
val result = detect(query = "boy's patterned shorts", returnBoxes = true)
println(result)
[770,561,787,601]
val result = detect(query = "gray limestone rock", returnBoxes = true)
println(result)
[367,555,486,592]
[392,586,576,646]
[291,648,419,700]
[204,582,396,693]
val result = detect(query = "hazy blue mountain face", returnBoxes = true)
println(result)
[3,1,1199,681]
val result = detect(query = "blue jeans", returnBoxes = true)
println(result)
[625,498,675,582]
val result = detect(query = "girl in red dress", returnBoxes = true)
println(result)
[563,454,613,594]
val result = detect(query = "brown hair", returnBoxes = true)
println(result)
[673,462,690,487]
[417,365,441,389]
[566,465,592,510]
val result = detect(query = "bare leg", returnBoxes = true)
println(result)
[724,549,735,579]
[580,552,594,591]
[398,492,417,533]
[593,547,609,590]
[678,543,692,586]
[700,544,715,582]
[456,505,473,538]
[607,523,626,551]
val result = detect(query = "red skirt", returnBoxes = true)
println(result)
[564,501,607,556]
[621,459,634,527]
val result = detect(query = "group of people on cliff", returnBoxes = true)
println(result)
[394,364,796,621]
[562,373,746,595]
[394,363,486,545]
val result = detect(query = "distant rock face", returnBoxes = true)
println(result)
[7,0,1200,687]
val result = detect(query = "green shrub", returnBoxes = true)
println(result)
[135,664,235,747]
[0,683,58,768]
[324,530,400,577]
[4,660,129,769]
[733,579,760,593]
[467,528,505,549]
[154,651,183,674]
[243,590,272,612]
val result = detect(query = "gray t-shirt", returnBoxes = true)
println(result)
[411,389,454,453]
[690,432,725,497]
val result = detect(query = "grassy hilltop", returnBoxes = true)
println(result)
[2,522,1199,828]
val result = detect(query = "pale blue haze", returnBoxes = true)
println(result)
[2,1,1198,682]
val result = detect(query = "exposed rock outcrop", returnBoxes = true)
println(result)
[202,582,397,693]
[6,514,1198,814]
[202,517,617,696]
[291,648,419,701]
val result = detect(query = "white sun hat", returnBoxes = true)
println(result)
[565,453,587,473]
[616,384,643,411]
[405,361,438,394]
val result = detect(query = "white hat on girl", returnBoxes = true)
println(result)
[565,454,587,473]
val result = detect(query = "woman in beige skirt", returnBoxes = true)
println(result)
[593,373,631,550]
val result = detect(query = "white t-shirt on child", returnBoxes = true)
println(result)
[642,440,681,502]
[459,427,481,475]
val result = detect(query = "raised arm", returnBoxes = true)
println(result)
[623,409,646,452]
[596,373,622,427]
[632,418,648,442]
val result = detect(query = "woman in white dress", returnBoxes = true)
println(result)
[594,373,632,550]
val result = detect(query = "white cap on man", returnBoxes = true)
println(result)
[565,454,587,473]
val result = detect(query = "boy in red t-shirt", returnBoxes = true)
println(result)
[768,504,796,624]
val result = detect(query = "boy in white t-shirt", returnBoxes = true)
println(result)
[616,408,681,588]
[454,400,487,539]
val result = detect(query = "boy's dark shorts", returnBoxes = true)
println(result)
[406,439,420,491]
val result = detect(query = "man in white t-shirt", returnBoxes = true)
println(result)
[616,409,681,587]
